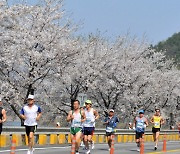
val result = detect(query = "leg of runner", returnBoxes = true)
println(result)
[135,132,140,152]
[154,131,160,150]
[75,131,82,154]
[84,134,89,149]
[89,128,95,149]
[88,135,94,149]
[107,135,112,150]
[28,132,34,154]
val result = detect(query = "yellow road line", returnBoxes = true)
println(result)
[147,149,180,154]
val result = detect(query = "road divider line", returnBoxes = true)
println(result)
[147,148,180,154]
[0,146,70,153]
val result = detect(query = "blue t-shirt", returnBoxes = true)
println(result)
[20,104,41,126]
[135,117,146,133]
[104,116,119,132]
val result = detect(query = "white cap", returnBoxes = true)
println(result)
[56,122,60,126]
[109,109,114,112]
[27,94,34,100]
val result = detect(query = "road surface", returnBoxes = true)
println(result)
[0,141,179,154]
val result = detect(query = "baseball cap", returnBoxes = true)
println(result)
[138,109,144,114]
[27,94,34,100]
[109,109,114,112]
[85,100,92,104]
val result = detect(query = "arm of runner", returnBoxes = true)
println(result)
[116,117,120,123]
[103,117,109,125]
[81,110,86,123]
[160,117,165,125]
[150,116,154,124]
[67,111,73,122]
[94,109,99,120]
[145,118,149,127]
[20,108,26,120]
[133,117,136,130]
[1,109,7,123]
[36,106,42,121]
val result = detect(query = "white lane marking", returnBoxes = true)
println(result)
[0,146,70,153]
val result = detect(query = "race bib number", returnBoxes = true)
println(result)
[73,120,81,127]
[86,117,91,123]
[106,127,113,132]
[137,123,143,128]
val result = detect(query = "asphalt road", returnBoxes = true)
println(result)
[0,141,179,154]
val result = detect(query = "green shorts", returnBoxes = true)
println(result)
[70,127,82,135]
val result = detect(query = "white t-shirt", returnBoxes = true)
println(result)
[84,108,95,127]
[20,104,41,126]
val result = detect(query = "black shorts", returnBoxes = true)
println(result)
[106,131,115,136]
[25,125,37,136]
[152,127,160,133]
[0,124,2,135]
[83,127,95,136]
[135,132,144,139]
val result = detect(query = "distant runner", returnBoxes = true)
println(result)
[104,109,119,151]
[0,97,7,135]
[20,95,42,154]
[150,108,165,150]
[67,100,86,154]
[177,122,180,138]
[83,100,99,154]
[133,109,148,152]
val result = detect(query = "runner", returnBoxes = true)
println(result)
[80,104,86,148]
[150,108,165,150]
[177,122,180,139]
[133,109,148,152]
[104,109,119,151]
[67,100,86,154]
[0,98,7,135]
[83,100,99,154]
[20,95,42,154]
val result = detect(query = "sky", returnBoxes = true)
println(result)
[9,0,180,45]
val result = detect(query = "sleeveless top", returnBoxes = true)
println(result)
[84,108,95,127]
[0,107,3,126]
[71,110,82,128]
[135,117,146,132]
[0,107,3,120]
[153,116,161,128]
[104,116,119,133]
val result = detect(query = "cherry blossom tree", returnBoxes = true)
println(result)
[0,0,79,121]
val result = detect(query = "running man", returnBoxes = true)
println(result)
[83,100,99,154]
[104,109,119,151]
[150,108,165,150]
[177,122,180,138]
[0,98,7,135]
[20,95,42,154]
[133,109,148,152]
[67,100,86,154]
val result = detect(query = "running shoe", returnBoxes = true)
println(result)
[27,150,31,154]
[75,150,79,154]
[86,149,90,154]
[80,141,85,147]
[154,146,157,150]
[91,141,95,149]
[31,148,35,154]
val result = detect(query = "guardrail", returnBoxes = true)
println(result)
[2,126,179,134]
[0,127,179,148]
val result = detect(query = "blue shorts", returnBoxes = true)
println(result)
[83,127,95,136]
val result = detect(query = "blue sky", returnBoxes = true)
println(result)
[9,0,180,44]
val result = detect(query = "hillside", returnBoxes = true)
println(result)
[154,32,180,68]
